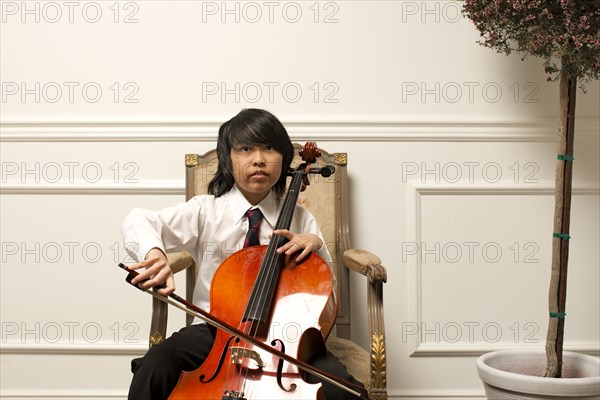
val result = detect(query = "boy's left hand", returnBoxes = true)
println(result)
[273,229,322,263]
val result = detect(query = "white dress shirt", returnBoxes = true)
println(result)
[121,185,332,315]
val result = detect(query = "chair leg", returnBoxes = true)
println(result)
[149,296,168,347]
[368,281,387,400]
[368,390,388,400]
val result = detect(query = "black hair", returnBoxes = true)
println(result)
[208,108,295,199]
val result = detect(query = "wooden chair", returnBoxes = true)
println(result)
[150,144,388,400]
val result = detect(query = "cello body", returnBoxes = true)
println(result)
[168,245,338,400]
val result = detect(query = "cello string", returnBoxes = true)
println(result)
[248,169,302,326]
[236,168,306,395]
[248,168,303,342]
[247,169,306,382]
[224,165,310,397]
[232,177,300,396]
[234,223,287,393]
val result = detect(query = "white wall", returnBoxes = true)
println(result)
[1,1,598,399]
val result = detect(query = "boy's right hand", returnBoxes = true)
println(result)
[128,248,175,296]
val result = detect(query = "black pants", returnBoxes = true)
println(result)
[129,324,366,400]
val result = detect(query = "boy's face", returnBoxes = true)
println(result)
[231,143,283,205]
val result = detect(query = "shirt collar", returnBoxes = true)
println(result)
[226,185,279,228]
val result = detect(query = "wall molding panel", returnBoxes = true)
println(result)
[0,183,184,195]
[0,391,126,400]
[1,117,599,143]
[0,343,146,356]
[405,182,600,358]
[0,391,489,400]
[0,391,488,400]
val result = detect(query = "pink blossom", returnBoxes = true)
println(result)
[461,0,600,81]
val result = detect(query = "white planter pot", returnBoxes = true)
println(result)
[477,349,600,399]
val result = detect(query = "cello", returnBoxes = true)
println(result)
[119,142,366,399]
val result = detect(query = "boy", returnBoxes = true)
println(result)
[122,108,364,399]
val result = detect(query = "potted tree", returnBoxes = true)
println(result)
[461,0,600,398]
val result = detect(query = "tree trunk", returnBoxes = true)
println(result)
[545,59,577,378]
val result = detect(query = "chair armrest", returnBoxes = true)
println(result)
[149,251,194,348]
[342,249,387,283]
[342,249,388,400]
[167,251,194,275]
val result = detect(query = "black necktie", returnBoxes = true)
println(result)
[243,208,263,248]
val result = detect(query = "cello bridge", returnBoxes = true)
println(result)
[222,390,247,400]
[230,346,266,368]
